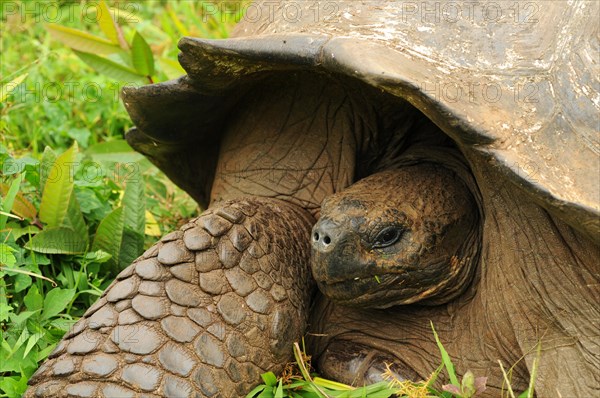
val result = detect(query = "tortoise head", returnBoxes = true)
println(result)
[311,164,480,308]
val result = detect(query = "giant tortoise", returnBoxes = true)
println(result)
[25,1,599,397]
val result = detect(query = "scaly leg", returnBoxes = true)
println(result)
[25,197,314,398]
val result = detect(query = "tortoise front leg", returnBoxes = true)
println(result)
[25,197,314,398]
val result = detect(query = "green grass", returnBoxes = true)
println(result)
[0,1,241,396]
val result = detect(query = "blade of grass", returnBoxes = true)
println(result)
[293,342,330,398]
[431,321,460,387]
[498,360,516,398]
[0,73,28,103]
[0,174,23,232]
[526,343,541,398]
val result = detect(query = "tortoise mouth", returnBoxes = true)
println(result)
[316,274,377,295]
[315,273,401,307]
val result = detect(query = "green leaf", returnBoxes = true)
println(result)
[0,243,16,266]
[39,143,78,228]
[86,139,144,164]
[0,72,28,103]
[518,389,530,398]
[41,288,76,320]
[246,384,267,398]
[45,23,122,54]
[37,343,57,362]
[122,164,145,237]
[74,51,145,82]
[24,227,87,254]
[0,373,28,397]
[97,0,120,44]
[92,206,124,272]
[39,147,57,194]
[82,250,112,264]
[461,370,476,397]
[261,372,278,387]
[131,31,155,76]
[0,173,23,232]
[313,378,354,391]
[432,321,460,387]
[119,227,144,271]
[14,273,32,292]
[274,380,284,398]
[63,192,88,243]
[258,389,275,398]
[23,332,42,359]
[157,57,186,80]
[24,285,43,312]
[8,311,38,327]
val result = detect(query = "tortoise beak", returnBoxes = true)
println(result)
[311,218,342,254]
[311,218,374,285]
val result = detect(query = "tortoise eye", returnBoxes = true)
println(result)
[373,227,403,248]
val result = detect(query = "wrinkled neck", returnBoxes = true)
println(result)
[210,74,371,217]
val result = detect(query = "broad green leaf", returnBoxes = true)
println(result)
[23,333,42,359]
[119,227,143,270]
[261,372,278,387]
[97,0,120,44]
[274,380,284,398]
[0,174,23,232]
[14,273,32,292]
[24,227,87,254]
[0,243,16,266]
[431,321,460,387]
[39,147,57,194]
[74,51,145,82]
[86,139,144,164]
[39,143,78,228]
[41,288,76,320]
[24,285,43,312]
[131,31,155,76]
[8,311,38,327]
[0,73,27,103]
[122,165,145,236]
[0,373,28,397]
[63,193,88,242]
[158,57,186,80]
[46,23,121,54]
[92,206,124,272]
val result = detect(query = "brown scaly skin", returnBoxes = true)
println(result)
[26,198,314,397]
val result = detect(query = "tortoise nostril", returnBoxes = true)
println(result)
[312,219,341,252]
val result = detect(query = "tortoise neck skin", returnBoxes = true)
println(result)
[208,72,413,218]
